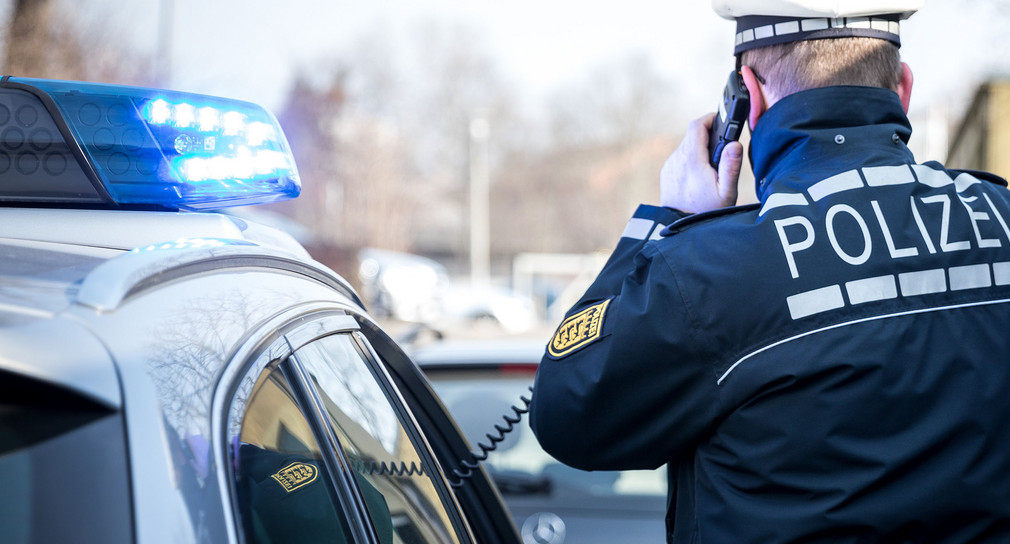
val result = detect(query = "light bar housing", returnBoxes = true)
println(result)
[0,76,300,210]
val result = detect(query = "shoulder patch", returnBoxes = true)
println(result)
[548,299,611,358]
[271,462,318,493]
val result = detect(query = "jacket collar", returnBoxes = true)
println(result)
[749,86,915,202]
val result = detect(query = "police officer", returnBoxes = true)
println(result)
[530,1,1010,542]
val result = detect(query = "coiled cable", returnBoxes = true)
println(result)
[349,456,426,477]
[448,386,533,488]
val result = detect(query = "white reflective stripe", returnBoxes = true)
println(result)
[649,224,667,241]
[864,165,914,186]
[871,19,891,32]
[912,164,953,188]
[0,301,53,318]
[898,269,947,296]
[949,264,992,291]
[995,262,1010,285]
[718,297,1010,384]
[775,21,800,35]
[739,17,899,45]
[621,218,654,240]
[954,172,982,193]
[786,285,844,320]
[846,275,898,304]
[809,170,863,201]
[802,18,829,31]
[846,17,871,29]
[759,192,810,216]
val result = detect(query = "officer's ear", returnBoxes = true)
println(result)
[740,65,768,130]
[897,62,913,114]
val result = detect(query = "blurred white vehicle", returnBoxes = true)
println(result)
[358,248,537,333]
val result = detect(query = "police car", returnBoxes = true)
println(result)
[0,76,519,543]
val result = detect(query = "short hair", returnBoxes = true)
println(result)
[740,37,902,102]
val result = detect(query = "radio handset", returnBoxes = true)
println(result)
[708,70,750,168]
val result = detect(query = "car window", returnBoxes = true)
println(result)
[292,334,463,544]
[427,368,667,499]
[231,359,355,544]
[0,372,132,544]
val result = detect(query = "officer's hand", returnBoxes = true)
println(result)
[659,113,742,213]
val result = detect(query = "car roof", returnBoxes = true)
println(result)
[0,238,116,320]
[0,207,311,255]
[0,207,362,409]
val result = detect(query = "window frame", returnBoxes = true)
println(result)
[354,320,522,543]
[220,311,479,544]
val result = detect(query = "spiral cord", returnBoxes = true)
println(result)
[349,456,426,478]
[448,386,533,488]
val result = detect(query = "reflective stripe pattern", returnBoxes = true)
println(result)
[735,16,900,49]
[621,217,668,241]
[785,261,1010,320]
[763,164,1010,320]
[760,164,966,216]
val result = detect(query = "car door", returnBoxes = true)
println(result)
[224,313,478,544]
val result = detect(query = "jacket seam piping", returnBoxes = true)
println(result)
[718,297,1010,384]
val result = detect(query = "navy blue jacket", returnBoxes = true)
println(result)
[530,86,1010,543]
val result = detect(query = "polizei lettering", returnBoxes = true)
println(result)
[762,165,1010,320]
[773,171,1010,280]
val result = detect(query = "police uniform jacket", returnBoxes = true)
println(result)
[530,85,1010,543]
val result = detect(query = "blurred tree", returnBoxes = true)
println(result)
[4,0,51,75]
[3,0,152,84]
[364,21,525,262]
[273,73,347,242]
[273,68,417,258]
[547,54,681,149]
[268,21,687,276]
[272,20,524,272]
[490,55,682,255]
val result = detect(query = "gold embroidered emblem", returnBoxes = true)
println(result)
[271,462,318,493]
[548,299,611,358]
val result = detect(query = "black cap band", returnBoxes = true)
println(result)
[734,14,902,54]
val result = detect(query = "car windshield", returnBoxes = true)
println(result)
[426,367,667,499]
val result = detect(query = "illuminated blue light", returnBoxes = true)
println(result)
[221,111,245,136]
[173,103,195,128]
[6,77,301,210]
[197,107,218,131]
[148,99,171,125]
[246,122,274,146]
[130,237,257,253]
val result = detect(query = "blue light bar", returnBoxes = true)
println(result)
[0,77,301,210]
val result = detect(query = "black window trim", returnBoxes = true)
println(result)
[221,310,481,544]
[284,346,382,544]
[354,317,522,544]
[350,330,478,543]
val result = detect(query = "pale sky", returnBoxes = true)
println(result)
[149,1,1008,111]
[96,0,1010,152]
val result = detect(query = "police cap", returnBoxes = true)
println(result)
[712,0,923,54]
